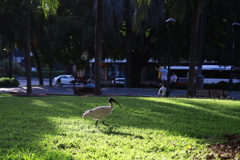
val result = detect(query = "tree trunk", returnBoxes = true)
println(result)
[196,0,207,89]
[131,61,143,87]
[125,35,132,88]
[9,43,13,78]
[187,0,201,97]
[25,0,32,94]
[131,50,151,87]
[125,12,132,88]
[94,0,103,95]
[31,43,43,85]
[131,52,141,87]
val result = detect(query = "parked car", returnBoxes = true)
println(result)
[112,78,125,84]
[53,75,75,86]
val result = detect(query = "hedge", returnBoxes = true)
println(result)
[0,77,20,87]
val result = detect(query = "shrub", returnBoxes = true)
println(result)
[232,82,240,91]
[0,60,24,76]
[0,77,20,87]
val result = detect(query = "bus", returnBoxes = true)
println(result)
[169,65,240,84]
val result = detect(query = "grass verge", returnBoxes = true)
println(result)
[0,94,240,159]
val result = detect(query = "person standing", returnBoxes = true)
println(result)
[155,66,168,86]
[170,72,178,90]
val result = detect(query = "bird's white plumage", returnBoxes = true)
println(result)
[82,97,121,126]
[82,105,113,120]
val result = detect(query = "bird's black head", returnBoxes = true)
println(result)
[109,97,121,108]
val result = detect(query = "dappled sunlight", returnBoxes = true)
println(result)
[1,95,240,159]
[173,98,240,120]
[0,93,12,97]
[31,99,50,107]
[114,97,240,139]
[138,97,240,120]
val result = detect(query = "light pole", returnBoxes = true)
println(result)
[229,22,240,92]
[166,17,176,97]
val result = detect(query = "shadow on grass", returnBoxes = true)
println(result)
[1,95,240,159]
[101,129,134,137]
[28,96,240,139]
[113,97,240,138]
[0,96,78,159]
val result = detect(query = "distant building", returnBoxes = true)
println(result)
[12,48,25,64]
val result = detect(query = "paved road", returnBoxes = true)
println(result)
[18,77,51,87]
[1,85,240,99]
[0,77,239,99]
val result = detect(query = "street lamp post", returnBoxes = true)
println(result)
[166,17,176,97]
[229,22,240,92]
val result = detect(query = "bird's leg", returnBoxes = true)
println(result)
[95,120,98,127]
[102,120,109,126]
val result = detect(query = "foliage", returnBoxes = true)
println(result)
[0,0,25,44]
[0,60,24,76]
[18,70,67,78]
[1,0,240,66]
[1,0,240,88]
[0,77,19,87]
[40,0,59,18]
[205,0,240,66]
[45,0,95,70]
[0,96,240,159]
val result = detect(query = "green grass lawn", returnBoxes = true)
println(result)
[0,94,240,159]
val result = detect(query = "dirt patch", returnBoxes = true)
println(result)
[206,134,240,159]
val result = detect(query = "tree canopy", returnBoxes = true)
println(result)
[0,0,240,89]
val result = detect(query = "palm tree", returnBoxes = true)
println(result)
[24,0,31,94]
[94,0,103,95]
[163,0,202,96]
[196,0,207,90]
[187,0,201,97]
[24,0,59,94]
[101,0,164,87]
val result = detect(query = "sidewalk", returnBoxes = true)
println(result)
[1,86,240,99]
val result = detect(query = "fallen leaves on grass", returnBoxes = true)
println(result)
[206,134,240,160]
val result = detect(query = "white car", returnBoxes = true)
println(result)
[112,78,125,84]
[53,75,75,86]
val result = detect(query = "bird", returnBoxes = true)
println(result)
[82,97,121,126]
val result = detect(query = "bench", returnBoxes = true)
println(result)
[71,77,87,84]
[195,89,210,97]
[209,90,227,98]
[72,77,92,94]
[195,89,227,98]
[73,87,95,94]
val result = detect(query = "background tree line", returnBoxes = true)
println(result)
[0,0,239,96]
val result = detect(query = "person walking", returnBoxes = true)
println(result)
[155,66,168,86]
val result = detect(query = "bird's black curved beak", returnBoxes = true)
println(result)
[109,98,121,108]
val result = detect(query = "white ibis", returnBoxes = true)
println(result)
[82,97,121,126]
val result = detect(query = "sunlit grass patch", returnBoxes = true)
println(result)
[0,94,239,159]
